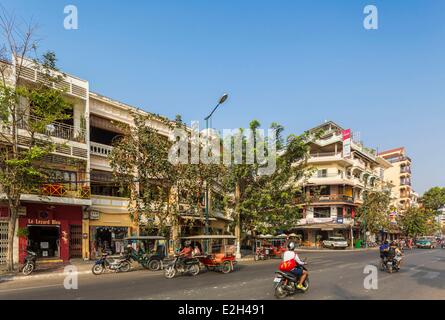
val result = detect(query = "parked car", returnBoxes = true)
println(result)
[323,237,348,249]
[416,237,436,249]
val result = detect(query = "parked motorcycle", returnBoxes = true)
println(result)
[164,255,200,279]
[273,265,310,299]
[92,252,131,275]
[21,250,37,276]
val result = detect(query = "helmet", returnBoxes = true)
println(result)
[184,240,191,247]
[287,242,296,250]
[384,240,389,245]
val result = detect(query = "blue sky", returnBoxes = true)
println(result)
[2,0,444,194]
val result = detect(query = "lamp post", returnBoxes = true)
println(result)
[204,94,229,235]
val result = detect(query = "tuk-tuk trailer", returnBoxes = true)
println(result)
[181,235,237,274]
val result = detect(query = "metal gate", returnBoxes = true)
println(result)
[0,221,8,265]
[69,225,82,259]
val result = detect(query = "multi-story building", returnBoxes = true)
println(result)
[293,121,392,246]
[378,147,415,211]
[0,58,90,264]
[0,58,231,264]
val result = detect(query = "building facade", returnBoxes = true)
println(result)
[0,59,231,264]
[293,121,392,246]
[1,58,91,264]
[378,147,416,212]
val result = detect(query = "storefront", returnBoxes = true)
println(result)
[89,226,128,257]
[84,210,136,259]
[18,204,83,263]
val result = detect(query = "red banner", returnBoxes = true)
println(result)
[342,129,351,141]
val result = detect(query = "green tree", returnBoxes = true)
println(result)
[0,10,72,270]
[399,207,438,237]
[421,187,445,212]
[224,120,311,251]
[109,113,227,238]
[356,190,391,235]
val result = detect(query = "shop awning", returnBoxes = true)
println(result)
[180,215,217,221]
[294,223,350,230]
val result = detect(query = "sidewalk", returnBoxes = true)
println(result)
[0,259,95,282]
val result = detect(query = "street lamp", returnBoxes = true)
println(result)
[204,94,229,235]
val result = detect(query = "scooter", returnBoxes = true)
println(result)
[92,252,131,275]
[273,264,310,299]
[164,255,200,279]
[381,256,400,273]
[21,250,37,276]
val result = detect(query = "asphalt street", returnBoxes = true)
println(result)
[0,248,443,300]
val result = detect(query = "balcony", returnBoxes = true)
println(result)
[400,180,412,186]
[18,114,86,143]
[296,194,354,204]
[90,142,113,157]
[386,156,411,164]
[40,183,91,199]
[400,167,411,174]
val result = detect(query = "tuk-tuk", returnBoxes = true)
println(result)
[180,235,237,274]
[124,236,168,271]
[254,234,287,260]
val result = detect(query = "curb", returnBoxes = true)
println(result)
[0,270,92,282]
[295,247,379,253]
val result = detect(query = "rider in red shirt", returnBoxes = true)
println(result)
[180,241,193,258]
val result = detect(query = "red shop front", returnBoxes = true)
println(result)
[19,204,83,263]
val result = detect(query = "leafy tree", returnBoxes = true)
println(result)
[399,207,439,237]
[0,10,72,270]
[421,187,445,213]
[356,190,391,236]
[109,113,227,238]
[223,120,311,251]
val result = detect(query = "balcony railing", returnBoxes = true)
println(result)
[90,142,113,157]
[400,180,411,186]
[297,194,354,204]
[400,167,411,174]
[37,183,90,199]
[18,114,86,143]
[309,152,340,158]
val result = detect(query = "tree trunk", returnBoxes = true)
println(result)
[234,182,241,259]
[6,205,18,271]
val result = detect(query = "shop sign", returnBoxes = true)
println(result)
[89,210,100,220]
[337,216,344,224]
[342,129,351,158]
[27,219,61,225]
[18,206,27,216]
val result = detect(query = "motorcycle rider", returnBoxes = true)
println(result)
[389,241,404,269]
[379,240,390,264]
[178,240,193,269]
[283,242,308,291]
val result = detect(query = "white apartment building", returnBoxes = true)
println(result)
[293,121,393,246]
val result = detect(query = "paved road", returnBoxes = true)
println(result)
[0,248,444,300]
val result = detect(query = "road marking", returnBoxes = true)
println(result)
[0,283,61,293]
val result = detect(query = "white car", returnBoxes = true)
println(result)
[323,237,348,249]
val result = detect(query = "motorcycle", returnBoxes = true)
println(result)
[380,256,400,273]
[92,252,131,275]
[273,264,310,299]
[164,255,200,279]
[21,250,37,276]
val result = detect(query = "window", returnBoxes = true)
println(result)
[320,186,330,196]
[317,169,328,178]
[46,170,77,191]
[314,207,331,218]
